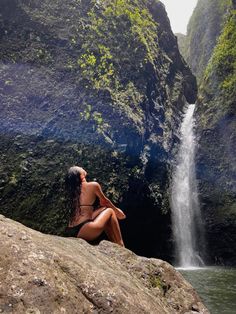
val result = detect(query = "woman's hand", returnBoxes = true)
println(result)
[114,207,126,220]
[94,182,126,220]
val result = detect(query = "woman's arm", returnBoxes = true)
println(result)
[93,182,126,220]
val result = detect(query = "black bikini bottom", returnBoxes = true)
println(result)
[64,207,107,238]
[64,219,93,237]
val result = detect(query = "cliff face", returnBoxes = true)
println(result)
[0,0,197,261]
[195,6,236,265]
[176,0,236,265]
[0,214,209,313]
[177,0,236,265]
[177,0,232,80]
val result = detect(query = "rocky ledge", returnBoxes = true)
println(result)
[0,214,209,314]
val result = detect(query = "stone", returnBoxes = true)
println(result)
[0,214,209,314]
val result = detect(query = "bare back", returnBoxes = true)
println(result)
[69,181,99,227]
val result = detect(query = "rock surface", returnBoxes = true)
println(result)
[0,214,209,314]
[176,0,236,265]
[194,6,236,265]
[178,0,236,265]
[177,0,232,80]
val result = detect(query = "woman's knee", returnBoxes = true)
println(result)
[91,208,114,229]
[100,207,115,220]
[104,207,115,216]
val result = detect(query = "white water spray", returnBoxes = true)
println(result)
[171,105,205,267]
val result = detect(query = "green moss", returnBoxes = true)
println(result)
[0,134,130,235]
[18,194,43,213]
[149,274,164,290]
[9,173,18,186]
[80,104,92,121]
[182,0,232,79]
[203,11,236,98]
[78,0,158,90]
[197,8,236,130]
[93,111,103,125]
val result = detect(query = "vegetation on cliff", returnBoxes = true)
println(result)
[176,0,236,265]
[77,0,158,90]
[192,3,236,264]
[0,134,130,235]
[177,0,232,80]
[0,0,197,260]
[202,10,236,107]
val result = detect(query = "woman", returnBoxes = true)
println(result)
[64,166,125,246]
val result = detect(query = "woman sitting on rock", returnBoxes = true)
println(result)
[64,166,125,246]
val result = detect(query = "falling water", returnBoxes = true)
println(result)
[171,104,205,267]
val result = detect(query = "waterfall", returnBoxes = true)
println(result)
[171,104,205,267]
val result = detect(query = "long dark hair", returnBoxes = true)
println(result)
[65,166,82,223]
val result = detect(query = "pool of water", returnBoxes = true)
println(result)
[179,267,236,314]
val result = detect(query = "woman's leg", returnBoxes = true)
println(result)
[92,207,118,243]
[78,208,124,246]
[104,212,124,246]
[92,207,106,220]
[104,222,116,243]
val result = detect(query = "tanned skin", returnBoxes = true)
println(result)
[68,167,126,247]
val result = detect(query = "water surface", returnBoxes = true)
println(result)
[179,267,236,314]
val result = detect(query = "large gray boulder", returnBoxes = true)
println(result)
[0,214,209,313]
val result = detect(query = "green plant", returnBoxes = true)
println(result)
[203,10,236,97]
[77,0,158,90]
[149,274,164,290]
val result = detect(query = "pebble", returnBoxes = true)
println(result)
[192,304,200,312]
[19,270,27,276]
[31,278,48,287]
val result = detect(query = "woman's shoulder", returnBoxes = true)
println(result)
[87,181,100,188]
